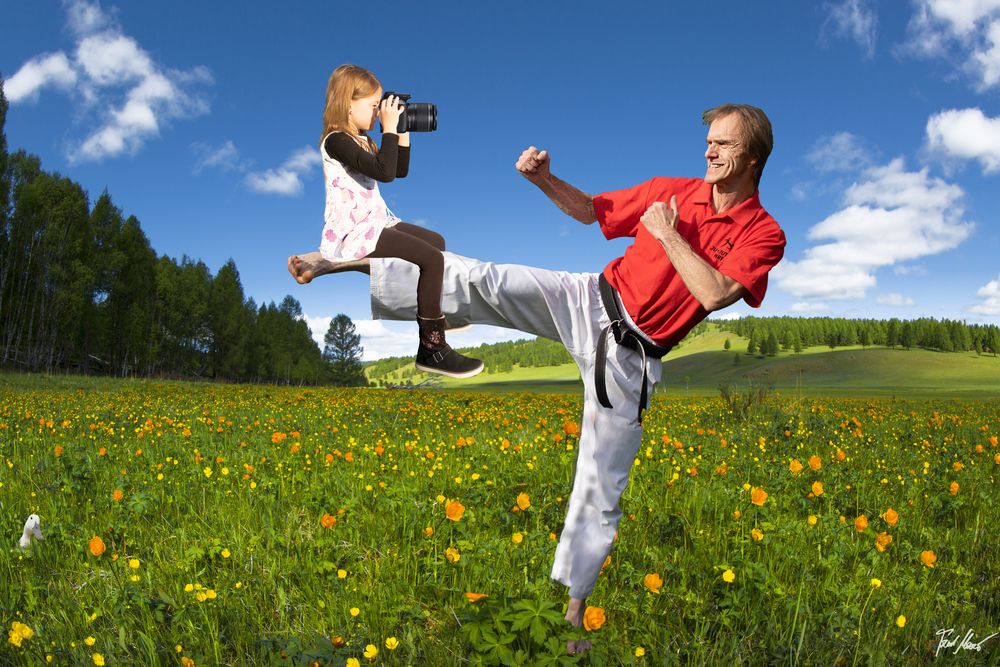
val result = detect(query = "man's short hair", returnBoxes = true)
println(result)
[702,104,773,188]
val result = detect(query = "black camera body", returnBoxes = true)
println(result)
[381,91,437,133]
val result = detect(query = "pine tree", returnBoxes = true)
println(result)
[324,314,365,386]
[724,338,731,351]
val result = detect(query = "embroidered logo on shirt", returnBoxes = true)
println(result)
[710,239,735,262]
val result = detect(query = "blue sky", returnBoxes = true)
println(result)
[4,0,1000,360]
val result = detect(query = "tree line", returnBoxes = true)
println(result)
[714,316,1000,356]
[0,75,366,385]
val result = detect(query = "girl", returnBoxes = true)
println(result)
[289,64,483,379]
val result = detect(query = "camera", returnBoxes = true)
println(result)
[381,91,437,133]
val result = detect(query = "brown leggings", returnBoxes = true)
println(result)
[368,222,446,319]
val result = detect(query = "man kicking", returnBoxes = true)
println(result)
[290,103,786,654]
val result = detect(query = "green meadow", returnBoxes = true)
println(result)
[2,373,1000,665]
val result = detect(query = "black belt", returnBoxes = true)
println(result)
[596,274,671,423]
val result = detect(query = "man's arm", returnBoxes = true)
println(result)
[515,146,595,225]
[641,198,747,312]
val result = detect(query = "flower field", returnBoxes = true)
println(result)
[2,376,999,665]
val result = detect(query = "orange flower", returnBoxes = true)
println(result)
[582,606,606,631]
[344,452,354,463]
[465,592,488,603]
[320,513,336,529]
[112,489,123,502]
[643,573,663,594]
[89,536,106,557]
[808,455,822,471]
[788,459,803,474]
[952,461,964,471]
[445,500,465,522]
[949,481,959,495]
[811,481,824,497]
[751,528,764,541]
[271,431,286,444]
[836,448,846,461]
[330,636,346,648]
[750,487,768,506]
[516,493,530,511]
[562,422,580,437]
[920,550,937,568]
[854,515,869,532]
[875,531,893,553]
[883,507,899,527]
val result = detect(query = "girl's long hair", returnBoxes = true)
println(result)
[321,64,381,153]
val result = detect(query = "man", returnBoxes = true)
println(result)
[289,103,785,654]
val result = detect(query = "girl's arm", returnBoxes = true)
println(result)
[396,138,409,178]
[324,133,401,182]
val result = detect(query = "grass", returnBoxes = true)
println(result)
[2,374,1000,664]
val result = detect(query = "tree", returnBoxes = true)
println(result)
[324,314,365,386]
[747,331,758,356]
[723,338,731,351]
[208,259,252,379]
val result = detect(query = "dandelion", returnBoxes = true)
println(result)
[920,550,937,568]
[750,486,768,506]
[516,492,530,510]
[896,615,906,628]
[722,569,735,583]
[338,569,347,579]
[350,607,360,617]
[582,606,606,631]
[807,515,818,526]
[643,572,663,594]
[385,637,399,650]
[465,592,488,602]
[92,654,105,666]
[854,515,868,532]
[811,481,824,496]
[883,507,899,527]
[129,558,140,570]
[635,646,646,657]
[445,499,465,521]
[363,644,378,660]
[870,578,881,589]
[89,536,106,557]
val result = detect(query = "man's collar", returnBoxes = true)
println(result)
[694,181,762,222]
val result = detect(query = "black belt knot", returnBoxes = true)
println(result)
[595,274,671,423]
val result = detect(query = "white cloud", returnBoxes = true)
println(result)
[245,147,321,196]
[894,263,927,276]
[926,107,1000,172]
[900,1,1000,90]
[773,158,974,300]
[877,293,916,306]
[807,132,872,172]
[712,311,743,321]
[4,52,78,103]
[822,0,878,58]
[5,0,211,162]
[967,273,1000,315]
[790,302,831,313]
[193,140,245,174]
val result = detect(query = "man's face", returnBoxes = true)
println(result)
[704,114,756,188]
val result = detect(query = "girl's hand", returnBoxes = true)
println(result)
[379,95,405,134]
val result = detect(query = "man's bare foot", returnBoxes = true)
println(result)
[287,252,370,284]
[565,597,593,655]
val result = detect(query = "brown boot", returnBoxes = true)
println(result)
[415,316,485,379]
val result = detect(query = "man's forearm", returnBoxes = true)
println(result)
[659,230,745,312]
[535,174,595,224]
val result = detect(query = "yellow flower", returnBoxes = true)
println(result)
[582,606,606,631]
[807,515,818,526]
[203,467,213,478]
[184,583,194,592]
[732,509,741,520]
[8,621,33,647]
[875,531,893,553]
[385,637,399,650]
[363,643,378,660]
[896,615,906,628]
[129,558,140,570]
[346,660,360,667]
[811,481,824,497]
[643,572,663,594]
[722,569,735,583]
[84,636,96,647]
[750,486,768,506]
[854,515,868,532]
[870,578,882,589]
[350,607,360,617]
[92,654,105,666]
[788,459,803,474]
[920,550,937,568]
[338,569,347,579]
[883,507,899,527]
[751,528,763,541]
[423,526,434,537]
[221,548,230,558]
[445,547,461,563]
[465,592,488,603]
[949,481,959,495]
[635,646,646,657]
[516,492,531,510]
[511,532,524,545]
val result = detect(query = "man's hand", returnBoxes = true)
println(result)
[516,146,550,184]
[640,196,680,242]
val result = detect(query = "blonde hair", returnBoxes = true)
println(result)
[702,104,773,188]
[321,64,382,153]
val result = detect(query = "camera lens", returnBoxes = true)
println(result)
[404,103,437,132]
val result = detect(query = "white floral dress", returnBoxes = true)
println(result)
[318,132,401,261]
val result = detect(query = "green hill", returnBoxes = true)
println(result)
[371,323,999,398]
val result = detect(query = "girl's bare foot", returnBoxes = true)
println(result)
[287,252,371,284]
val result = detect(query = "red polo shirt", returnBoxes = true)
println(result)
[595,177,785,348]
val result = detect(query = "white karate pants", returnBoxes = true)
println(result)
[370,252,662,599]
